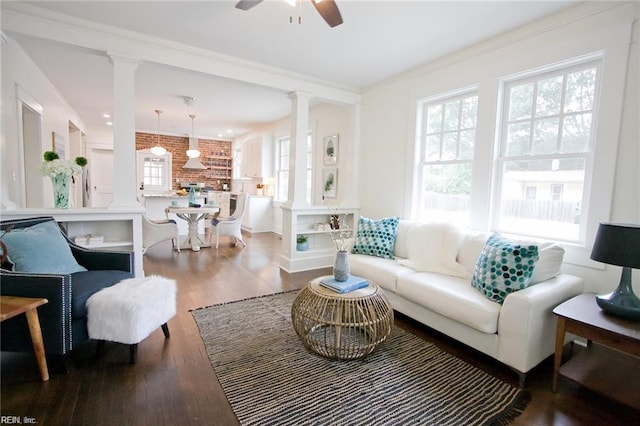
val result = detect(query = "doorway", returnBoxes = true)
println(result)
[19,103,44,207]
[86,143,114,207]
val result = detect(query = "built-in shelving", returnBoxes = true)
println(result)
[206,155,232,180]
[0,208,144,277]
[280,205,359,273]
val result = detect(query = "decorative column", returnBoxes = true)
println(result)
[108,52,140,208]
[286,91,312,207]
[280,92,312,269]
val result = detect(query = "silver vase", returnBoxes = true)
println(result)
[333,250,350,282]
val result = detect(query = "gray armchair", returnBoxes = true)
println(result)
[0,216,134,355]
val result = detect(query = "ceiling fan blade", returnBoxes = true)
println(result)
[235,0,264,11]
[311,0,343,28]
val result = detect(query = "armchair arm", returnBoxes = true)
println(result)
[70,244,134,273]
[498,274,584,373]
[0,271,72,355]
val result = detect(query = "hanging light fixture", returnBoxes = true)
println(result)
[150,109,167,156]
[183,114,207,170]
[186,114,200,158]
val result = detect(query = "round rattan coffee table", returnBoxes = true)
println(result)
[291,276,393,360]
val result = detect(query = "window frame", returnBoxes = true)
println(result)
[136,149,172,193]
[413,88,479,223]
[492,58,602,244]
[275,136,290,202]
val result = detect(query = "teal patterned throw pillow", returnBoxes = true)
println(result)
[471,233,539,304]
[351,216,400,259]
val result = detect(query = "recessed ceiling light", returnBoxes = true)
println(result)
[106,121,113,126]
[227,129,233,133]
[103,113,111,118]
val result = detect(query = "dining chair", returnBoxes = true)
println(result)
[211,193,249,249]
[142,215,180,254]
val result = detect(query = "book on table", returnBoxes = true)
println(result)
[319,275,369,294]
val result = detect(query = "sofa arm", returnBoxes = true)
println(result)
[0,271,73,355]
[497,274,584,373]
[70,245,134,273]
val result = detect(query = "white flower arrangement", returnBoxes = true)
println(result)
[41,151,86,177]
[41,158,82,177]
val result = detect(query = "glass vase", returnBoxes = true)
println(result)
[51,173,71,209]
[333,250,350,282]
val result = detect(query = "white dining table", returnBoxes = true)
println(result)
[165,206,220,251]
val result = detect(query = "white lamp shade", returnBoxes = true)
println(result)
[150,145,167,156]
[186,149,201,158]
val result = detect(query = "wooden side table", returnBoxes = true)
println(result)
[0,296,50,381]
[553,293,640,409]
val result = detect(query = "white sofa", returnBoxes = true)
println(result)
[349,220,584,383]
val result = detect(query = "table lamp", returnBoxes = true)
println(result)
[590,223,640,321]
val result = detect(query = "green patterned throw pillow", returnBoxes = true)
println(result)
[351,216,400,259]
[471,233,539,304]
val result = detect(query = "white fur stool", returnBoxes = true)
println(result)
[87,275,177,363]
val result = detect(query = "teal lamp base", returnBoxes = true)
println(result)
[596,267,640,322]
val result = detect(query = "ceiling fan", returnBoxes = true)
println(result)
[236,0,343,28]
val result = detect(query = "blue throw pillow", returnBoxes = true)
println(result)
[471,233,539,304]
[351,216,400,259]
[2,220,87,274]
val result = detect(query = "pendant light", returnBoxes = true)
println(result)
[150,109,167,156]
[186,114,200,158]
[183,114,207,169]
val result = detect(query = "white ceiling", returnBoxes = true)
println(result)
[2,0,578,139]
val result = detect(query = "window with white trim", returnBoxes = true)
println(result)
[415,92,478,224]
[495,61,600,242]
[305,133,312,204]
[275,134,313,203]
[136,150,172,192]
[276,137,290,202]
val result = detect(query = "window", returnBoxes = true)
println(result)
[275,134,313,203]
[232,144,242,179]
[136,151,172,192]
[305,133,312,204]
[276,137,290,202]
[495,61,599,242]
[415,92,478,224]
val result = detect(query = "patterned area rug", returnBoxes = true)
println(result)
[192,292,529,426]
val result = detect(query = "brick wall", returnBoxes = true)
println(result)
[136,132,231,191]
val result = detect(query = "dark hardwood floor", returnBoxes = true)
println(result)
[2,232,639,425]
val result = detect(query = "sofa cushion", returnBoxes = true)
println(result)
[457,233,564,284]
[531,244,564,284]
[71,270,134,318]
[393,220,421,259]
[349,253,414,293]
[2,220,87,274]
[457,232,489,275]
[397,273,501,334]
[471,233,539,304]
[397,222,468,278]
[351,216,400,259]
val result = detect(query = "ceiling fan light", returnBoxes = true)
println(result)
[186,149,201,158]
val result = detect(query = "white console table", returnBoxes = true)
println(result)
[0,207,145,277]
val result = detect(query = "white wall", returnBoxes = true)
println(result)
[236,101,354,204]
[359,2,639,293]
[1,36,85,208]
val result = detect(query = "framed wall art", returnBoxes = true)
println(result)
[52,132,66,159]
[323,134,338,165]
[322,168,338,199]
